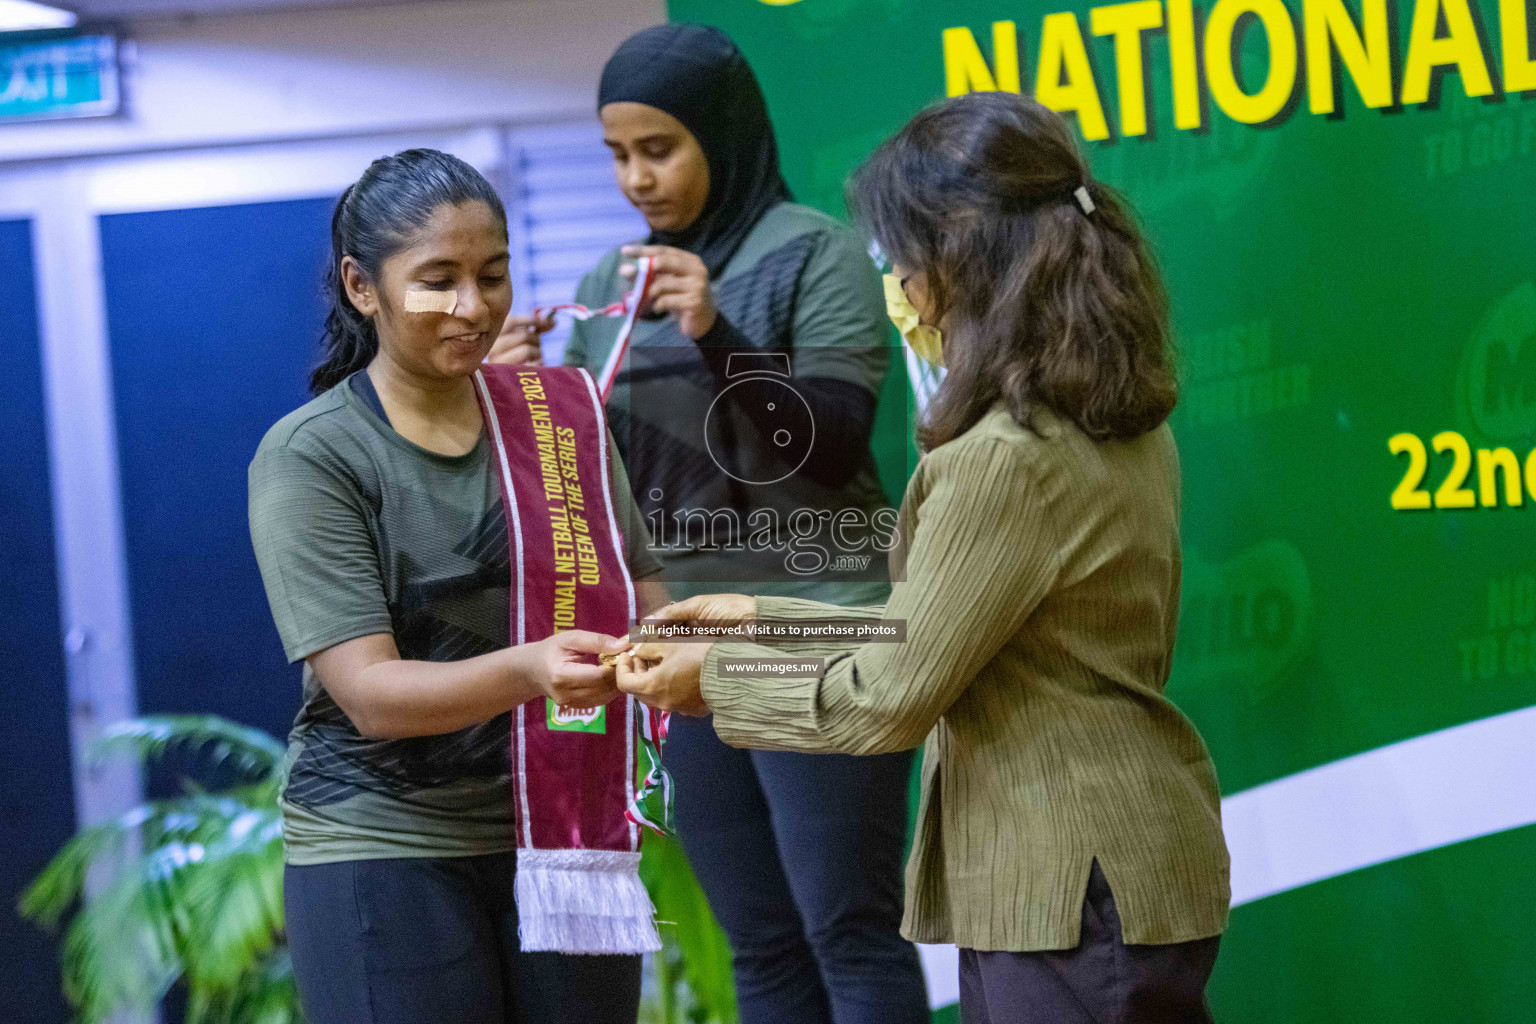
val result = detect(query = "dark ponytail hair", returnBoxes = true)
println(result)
[312,148,508,395]
[849,92,1176,449]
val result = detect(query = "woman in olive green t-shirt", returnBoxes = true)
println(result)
[249,149,666,1024]
[618,93,1232,1024]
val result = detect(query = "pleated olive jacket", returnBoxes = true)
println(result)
[699,402,1231,951]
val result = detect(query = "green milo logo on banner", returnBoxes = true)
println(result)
[547,700,606,734]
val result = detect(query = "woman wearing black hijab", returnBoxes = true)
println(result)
[491,23,929,1024]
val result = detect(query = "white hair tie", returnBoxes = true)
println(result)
[1073,185,1096,216]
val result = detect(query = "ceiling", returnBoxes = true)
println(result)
[59,0,519,25]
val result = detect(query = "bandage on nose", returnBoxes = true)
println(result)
[403,289,458,314]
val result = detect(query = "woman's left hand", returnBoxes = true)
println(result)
[621,245,717,340]
[616,641,711,716]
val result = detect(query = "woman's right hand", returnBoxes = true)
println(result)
[487,312,555,365]
[523,630,622,708]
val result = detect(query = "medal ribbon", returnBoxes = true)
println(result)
[533,255,654,403]
[626,702,674,836]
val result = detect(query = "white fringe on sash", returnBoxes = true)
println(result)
[514,848,661,954]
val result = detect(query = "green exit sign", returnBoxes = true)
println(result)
[0,33,120,124]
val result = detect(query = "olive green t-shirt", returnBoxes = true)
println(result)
[248,372,660,865]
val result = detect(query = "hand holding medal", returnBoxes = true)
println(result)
[614,642,709,717]
[618,244,717,340]
[610,594,755,716]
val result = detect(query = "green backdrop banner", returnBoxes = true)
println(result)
[666,0,1536,1018]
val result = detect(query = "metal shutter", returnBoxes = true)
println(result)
[504,122,647,366]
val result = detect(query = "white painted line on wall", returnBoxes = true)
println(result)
[917,703,1536,1009]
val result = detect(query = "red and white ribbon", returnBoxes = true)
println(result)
[533,255,654,404]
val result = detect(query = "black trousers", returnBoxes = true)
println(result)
[668,714,929,1024]
[283,850,641,1024]
[959,862,1220,1024]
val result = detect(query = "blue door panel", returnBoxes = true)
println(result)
[0,218,75,1024]
[101,198,334,744]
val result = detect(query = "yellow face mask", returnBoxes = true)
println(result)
[883,273,944,368]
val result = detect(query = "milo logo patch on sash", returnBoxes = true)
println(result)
[547,700,606,734]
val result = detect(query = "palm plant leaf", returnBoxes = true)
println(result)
[20,810,151,930]
[641,834,738,1023]
[21,715,292,1024]
[21,793,258,929]
[90,716,286,779]
[180,810,286,993]
[28,712,740,1024]
[188,949,302,1024]
[58,841,191,1021]
[39,807,288,1024]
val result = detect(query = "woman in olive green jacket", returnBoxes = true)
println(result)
[614,92,1231,1023]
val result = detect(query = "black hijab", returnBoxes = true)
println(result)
[598,23,793,278]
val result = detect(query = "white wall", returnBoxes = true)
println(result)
[0,0,664,163]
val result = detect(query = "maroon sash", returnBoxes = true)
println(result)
[473,363,659,954]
